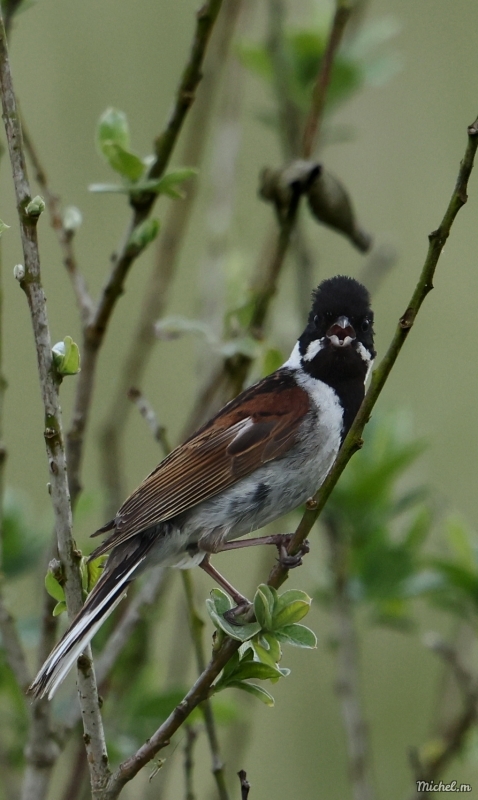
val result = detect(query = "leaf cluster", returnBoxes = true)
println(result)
[207,585,316,707]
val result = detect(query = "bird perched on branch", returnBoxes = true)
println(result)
[29,275,375,699]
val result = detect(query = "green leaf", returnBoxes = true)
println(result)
[53,600,67,617]
[79,558,89,595]
[45,570,65,603]
[274,623,317,649]
[152,167,197,199]
[227,659,283,683]
[273,591,312,629]
[206,599,260,642]
[52,336,81,376]
[87,556,107,593]
[128,218,160,251]
[97,107,130,152]
[209,588,234,615]
[227,681,275,706]
[262,631,282,663]
[0,218,10,236]
[253,585,274,630]
[101,142,145,182]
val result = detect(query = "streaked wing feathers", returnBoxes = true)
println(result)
[90,375,309,558]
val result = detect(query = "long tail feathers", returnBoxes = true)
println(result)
[28,558,144,700]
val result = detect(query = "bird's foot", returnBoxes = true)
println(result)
[277,536,310,569]
[223,601,253,626]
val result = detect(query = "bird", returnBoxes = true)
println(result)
[29,275,375,699]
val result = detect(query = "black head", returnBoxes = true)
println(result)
[295,276,375,434]
[299,276,375,365]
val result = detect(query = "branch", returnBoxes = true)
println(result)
[66,0,225,508]
[0,9,110,794]
[183,725,198,800]
[267,116,478,588]
[182,571,230,800]
[408,635,478,798]
[301,0,354,158]
[21,120,95,327]
[99,0,243,514]
[237,770,250,800]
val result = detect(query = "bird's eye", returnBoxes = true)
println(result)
[361,318,370,332]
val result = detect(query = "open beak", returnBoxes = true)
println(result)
[326,315,356,348]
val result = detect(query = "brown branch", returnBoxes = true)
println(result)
[183,725,198,800]
[237,770,250,800]
[301,1,354,158]
[66,0,225,509]
[0,8,110,795]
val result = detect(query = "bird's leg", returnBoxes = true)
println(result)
[199,555,250,611]
[218,533,310,569]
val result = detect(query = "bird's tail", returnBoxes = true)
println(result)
[28,549,147,700]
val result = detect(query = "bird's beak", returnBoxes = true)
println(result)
[326,315,356,348]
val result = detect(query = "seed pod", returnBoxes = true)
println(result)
[307,169,372,253]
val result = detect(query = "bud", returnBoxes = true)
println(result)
[128,218,160,250]
[26,195,46,218]
[13,263,25,281]
[307,169,372,253]
[62,205,83,233]
[0,218,10,237]
[52,336,81,376]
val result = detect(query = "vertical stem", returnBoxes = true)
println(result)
[182,571,230,800]
[301,1,354,158]
[0,9,110,795]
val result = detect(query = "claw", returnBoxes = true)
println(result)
[223,602,252,626]
[277,538,310,569]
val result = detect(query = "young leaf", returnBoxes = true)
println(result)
[45,570,65,603]
[52,336,81,376]
[227,681,275,707]
[152,167,197,199]
[206,599,260,642]
[128,218,160,250]
[274,623,317,648]
[253,585,274,630]
[0,218,10,236]
[53,601,67,617]
[101,142,145,182]
[97,108,130,152]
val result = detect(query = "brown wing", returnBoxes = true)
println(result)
[90,372,309,557]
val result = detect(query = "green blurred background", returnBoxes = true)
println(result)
[2,0,478,798]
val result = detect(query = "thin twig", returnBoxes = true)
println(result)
[237,770,250,800]
[0,9,110,795]
[407,635,478,799]
[128,388,172,456]
[184,725,198,800]
[99,0,243,515]
[20,585,60,800]
[66,0,225,509]
[324,519,376,800]
[182,571,230,800]
[21,120,95,327]
[302,1,354,158]
[267,116,478,588]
